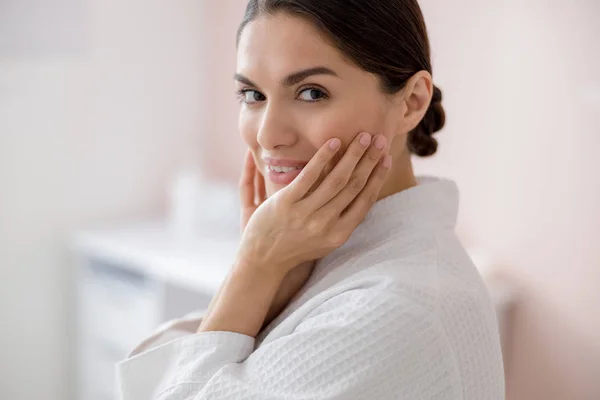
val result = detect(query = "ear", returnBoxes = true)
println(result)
[399,71,433,133]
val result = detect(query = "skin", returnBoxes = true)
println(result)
[198,12,433,337]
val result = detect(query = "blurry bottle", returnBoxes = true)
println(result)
[167,168,203,239]
[167,167,241,239]
[196,180,240,234]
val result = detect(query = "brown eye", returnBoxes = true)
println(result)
[243,90,266,104]
[298,88,327,102]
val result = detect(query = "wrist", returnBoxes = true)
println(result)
[234,251,291,282]
[198,258,284,336]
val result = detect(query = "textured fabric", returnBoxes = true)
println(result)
[117,176,505,399]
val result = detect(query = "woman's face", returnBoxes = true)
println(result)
[236,13,405,197]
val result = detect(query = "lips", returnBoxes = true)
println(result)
[262,157,308,168]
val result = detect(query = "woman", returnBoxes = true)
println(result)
[118,0,505,398]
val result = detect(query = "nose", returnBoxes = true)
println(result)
[256,103,297,150]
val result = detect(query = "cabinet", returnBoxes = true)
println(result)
[72,221,239,399]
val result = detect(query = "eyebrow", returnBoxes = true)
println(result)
[234,67,339,88]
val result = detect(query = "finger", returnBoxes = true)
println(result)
[282,138,341,201]
[322,134,387,214]
[255,167,267,204]
[253,169,260,206]
[338,154,392,229]
[303,132,372,210]
[304,151,342,198]
[240,150,257,208]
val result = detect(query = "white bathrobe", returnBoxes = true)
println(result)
[117,177,505,399]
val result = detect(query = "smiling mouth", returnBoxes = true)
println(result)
[265,165,305,185]
[267,165,304,173]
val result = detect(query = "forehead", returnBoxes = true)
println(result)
[237,13,349,79]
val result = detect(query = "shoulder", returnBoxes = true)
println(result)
[350,228,483,298]
[315,228,496,334]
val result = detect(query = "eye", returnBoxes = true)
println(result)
[238,89,266,104]
[298,88,328,102]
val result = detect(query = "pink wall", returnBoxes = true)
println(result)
[417,1,600,398]
[202,1,600,398]
[199,0,248,181]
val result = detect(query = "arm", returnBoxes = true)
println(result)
[200,150,316,336]
[200,259,316,337]
[198,257,286,338]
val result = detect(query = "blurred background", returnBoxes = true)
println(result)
[0,0,599,399]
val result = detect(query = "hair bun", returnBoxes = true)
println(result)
[407,84,445,157]
[432,85,443,103]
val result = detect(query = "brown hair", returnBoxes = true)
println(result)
[238,0,445,157]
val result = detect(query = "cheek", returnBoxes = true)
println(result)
[304,102,387,149]
[239,109,279,195]
[300,107,352,148]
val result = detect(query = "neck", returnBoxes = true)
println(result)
[378,146,418,201]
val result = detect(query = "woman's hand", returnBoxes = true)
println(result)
[203,151,316,332]
[239,150,316,329]
[237,132,391,279]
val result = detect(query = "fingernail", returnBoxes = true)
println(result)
[374,135,387,150]
[359,132,371,147]
[383,155,392,169]
[329,138,341,150]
